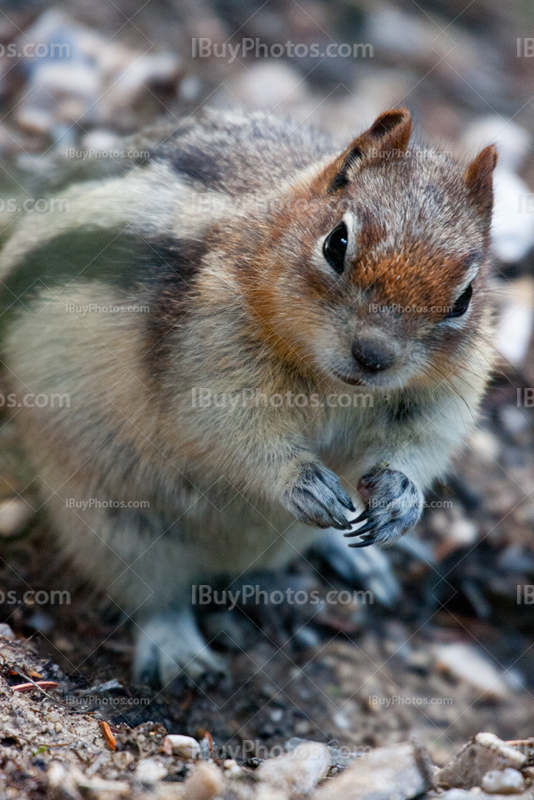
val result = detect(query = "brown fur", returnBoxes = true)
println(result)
[0,107,497,687]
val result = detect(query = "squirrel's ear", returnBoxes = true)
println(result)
[323,108,412,194]
[463,145,498,216]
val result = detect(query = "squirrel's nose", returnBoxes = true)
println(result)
[352,337,397,373]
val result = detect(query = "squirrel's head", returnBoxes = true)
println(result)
[246,108,496,391]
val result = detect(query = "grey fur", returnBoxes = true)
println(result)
[0,107,495,687]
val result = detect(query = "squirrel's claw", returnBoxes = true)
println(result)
[348,532,378,548]
[284,462,357,529]
[343,519,376,537]
[347,508,370,526]
[343,467,424,548]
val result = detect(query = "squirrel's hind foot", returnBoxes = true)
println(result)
[133,606,229,691]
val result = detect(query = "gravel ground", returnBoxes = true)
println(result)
[0,0,534,797]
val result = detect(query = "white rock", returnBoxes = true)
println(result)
[332,710,352,730]
[16,9,180,134]
[438,733,526,789]
[469,430,501,463]
[47,761,84,800]
[183,763,225,800]
[475,734,526,769]
[492,169,534,263]
[462,116,531,172]
[481,767,526,793]
[495,279,534,367]
[256,788,288,800]
[164,734,201,760]
[499,405,530,436]
[441,508,478,549]
[0,499,34,537]
[315,742,429,800]
[433,643,510,700]
[228,62,309,111]
[102,52,180,118]
[223,758,242,778]
[81,129,121,154]
[258,742,330,797]
[366,6,441,58]
[0,623,15,639]
[135,757,168,784]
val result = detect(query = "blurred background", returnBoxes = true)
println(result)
[0,0,534,767]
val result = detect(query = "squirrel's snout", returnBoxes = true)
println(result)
[352,337,397,373]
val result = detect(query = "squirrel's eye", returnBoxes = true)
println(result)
[323,222,348,273]
[445,283,472,319]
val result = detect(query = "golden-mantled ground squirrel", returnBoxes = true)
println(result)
[0,107,495,687]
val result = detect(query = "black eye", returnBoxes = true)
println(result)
[445,283,472,319]
[323,222,348,273]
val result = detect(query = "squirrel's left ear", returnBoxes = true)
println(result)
[463,145,498,218]
[321,108,412,195]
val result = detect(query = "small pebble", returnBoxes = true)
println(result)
[295,721,311,735]
[481,767,526,794]
[469,430,500,463]
[0,499,34,537]
[496,279,534,366]
[223,758,242,778]
[492,169,534,264]
[475,733,526,768]
[499,406,530,437]
[433,643,510,700]
[0,623,15,639]
[183,763,225,800]
[135,758,168,784]
[462,116,531,172]
[163,734,201,760]
[259,741,330,797]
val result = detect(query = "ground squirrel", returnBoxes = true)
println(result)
[0,107,496,686]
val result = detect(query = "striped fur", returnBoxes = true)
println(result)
[0,107,496,686]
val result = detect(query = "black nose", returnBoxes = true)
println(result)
[352,338,397,373]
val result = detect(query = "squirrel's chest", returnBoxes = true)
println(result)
[306,402,390,467]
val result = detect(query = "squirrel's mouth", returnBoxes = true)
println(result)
[332,370,365,386]
[331,368,399,389]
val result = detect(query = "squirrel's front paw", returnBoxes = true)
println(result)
[344,467,423,548]
[283,462,355,530]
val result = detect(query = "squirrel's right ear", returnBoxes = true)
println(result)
[319,108,412,195]
[463,144,498,218]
